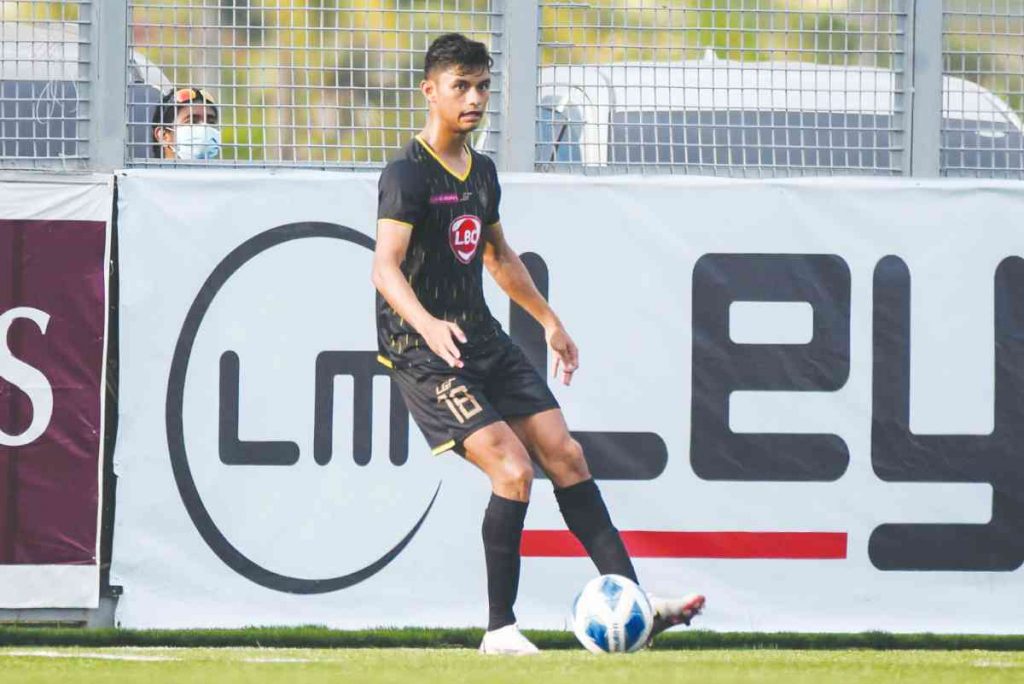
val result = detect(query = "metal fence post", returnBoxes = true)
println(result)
[87,0,128,172]
[907,0,943,177]
[498,0,539,172]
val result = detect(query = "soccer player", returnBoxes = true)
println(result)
[372,33,704,655]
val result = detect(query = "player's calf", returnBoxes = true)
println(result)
[554,479,639,583]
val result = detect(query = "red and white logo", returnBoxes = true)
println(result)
[449,214,482,264]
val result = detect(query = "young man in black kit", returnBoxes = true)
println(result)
[372,33,704,655]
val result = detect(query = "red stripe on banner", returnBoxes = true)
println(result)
[521,531,847,559]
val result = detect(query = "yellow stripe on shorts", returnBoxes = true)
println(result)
[431,440,456,455]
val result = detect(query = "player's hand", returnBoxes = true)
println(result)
[546,324,579,386]
[422,317,467,368]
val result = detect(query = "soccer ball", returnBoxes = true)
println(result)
[572,574,654,654]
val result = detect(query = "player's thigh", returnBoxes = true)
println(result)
[507,408,591,487]
[462,421,534,500]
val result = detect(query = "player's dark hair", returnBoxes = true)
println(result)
[423,33,493,79]
[151,86,218,158]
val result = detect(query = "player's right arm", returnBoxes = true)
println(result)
[374,159,467,367]
[372,219,467,369]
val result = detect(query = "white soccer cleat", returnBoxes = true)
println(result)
[648,592,706,639]
[478,624,541,656]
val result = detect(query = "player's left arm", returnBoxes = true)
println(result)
[482,221,578,385]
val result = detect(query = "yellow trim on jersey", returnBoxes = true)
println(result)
[376,354,394,369]
[415,135,472,183]
[379,218,414,229]
[431,439,456,455]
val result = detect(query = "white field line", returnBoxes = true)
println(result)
[241,657,316,663]
[972,660,1021,669]
[1,650,179,662]
[1,649,321,664]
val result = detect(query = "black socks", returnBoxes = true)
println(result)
[481,480,636,632]
[481,493,529,631]
[554,478,638,583]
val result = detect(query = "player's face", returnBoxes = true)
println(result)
[424,66,490,133]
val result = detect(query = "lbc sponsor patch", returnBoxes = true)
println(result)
[449,214,482,264]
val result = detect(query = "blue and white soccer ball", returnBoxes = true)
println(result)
[572,574,654,654]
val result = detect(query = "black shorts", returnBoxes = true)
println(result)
[379,333,560,456]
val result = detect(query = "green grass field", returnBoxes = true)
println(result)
[2,647,1023,684]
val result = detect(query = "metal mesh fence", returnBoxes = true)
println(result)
[942,0,1024,178]
[4,2,1022,177]
[536,0,908,177]
[126,0,502,167]
[1,0,91,170]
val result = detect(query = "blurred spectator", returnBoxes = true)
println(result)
[151,87,221,161]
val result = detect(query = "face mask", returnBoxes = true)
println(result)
[174,124,221,160]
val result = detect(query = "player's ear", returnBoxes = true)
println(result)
[420,77,435,104]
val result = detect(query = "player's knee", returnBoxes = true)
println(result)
[564,436,585,461]
[540,436,589,486]
[486,440,533,492]
[467,428,535,495]
[498,457,534,491]
[558,437,589,477]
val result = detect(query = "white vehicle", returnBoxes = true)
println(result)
[1,21,170,162]
[531,52,1024,172]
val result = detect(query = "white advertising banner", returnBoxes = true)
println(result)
[111,168,1024,632]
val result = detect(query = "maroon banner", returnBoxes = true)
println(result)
[0,219,107,565]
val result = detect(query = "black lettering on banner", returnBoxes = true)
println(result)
[313,351,409,467]
[510,253,550,375]
[690,254,851,481]
[168,222,438,594]
[869,256,1024,571]
[221,349,412,468]
[219,350,300,465]
[509,252,668,480]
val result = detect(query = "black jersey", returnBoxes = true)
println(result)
[376,135,503,366]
